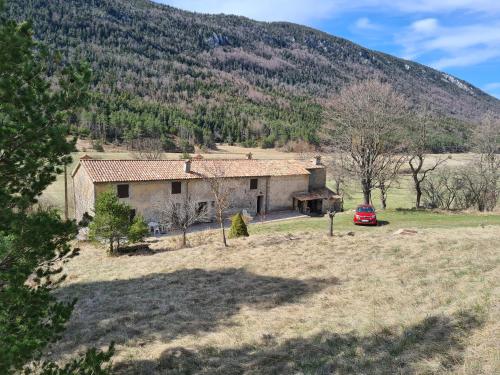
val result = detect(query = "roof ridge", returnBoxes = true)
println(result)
[76,157,313,183]
[81,158,303,162]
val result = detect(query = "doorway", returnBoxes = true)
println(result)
[256,195,263,215]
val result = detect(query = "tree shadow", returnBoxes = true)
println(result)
[115,244,177,257]
[377,220,390,226]
[53,269,338,356]
[114,310,483,374]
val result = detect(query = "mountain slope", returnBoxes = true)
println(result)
[5,0,500,149]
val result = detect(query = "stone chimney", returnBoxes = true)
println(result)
[184,159,191,173]
[312,155,322,166]
[246,152,253,160]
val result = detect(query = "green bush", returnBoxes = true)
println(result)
[180,152,191,160]
[128,215,149,243]
[89,191,131,254]
[260,134,276,149]
[161,135,177,151]
[179,139,195,153]
[78,127,91,138]
[78,212,93,227]
[229,212,249,238]
[92,139,104,152]
[241,139,257,148]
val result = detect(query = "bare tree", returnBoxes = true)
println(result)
[157,199,209,247]
[375,155,406,210]
[421,167,464,210]
[199,162,232,247]
[131,137,163,160]
[328,155,348,196]
[329,80,408,204]
[407,112,448,208]
[462,116,500,211]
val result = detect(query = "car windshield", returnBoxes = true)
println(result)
[357,207,374,213]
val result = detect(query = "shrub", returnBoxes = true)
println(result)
[92,139,104,152]
[161,135,176,151]
[202,128,216,149]
[128,215,149,243]
[179,139,195,153]
[180,152,191,160]
[229,212,249,238]
[89,191,131,255]
[78,212,93,228]
[260,134,276,149]
[241,139,257,148]
[78,127,91,138]
[421,168,465,209]
[421,162,499,211]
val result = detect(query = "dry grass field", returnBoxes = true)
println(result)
[42,143,499,373]
[50,223,500,374]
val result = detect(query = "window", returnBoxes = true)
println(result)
[356,206,374,213]
[196,201,207,214]
[250,178,258,190]
[117,184,129,198]
[172,181,182,194]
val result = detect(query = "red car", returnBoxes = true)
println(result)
[353,204,377,225]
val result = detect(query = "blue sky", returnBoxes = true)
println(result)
[154,0,500,99]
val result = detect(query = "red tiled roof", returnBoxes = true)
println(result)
[73,159,318,183]
[293,188,340,201]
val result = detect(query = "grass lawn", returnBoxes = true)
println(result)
[250,209,500,236]
[50,221,500,374]
[43,148,499,373]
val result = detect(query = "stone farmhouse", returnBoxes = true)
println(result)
[71,156,340,223]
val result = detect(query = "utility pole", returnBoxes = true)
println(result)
[64,164,69,220]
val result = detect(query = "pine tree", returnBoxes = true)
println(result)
[128,215,149,243]
[89,191,131,255]
[229,212,249,238]
[0,2,113,372]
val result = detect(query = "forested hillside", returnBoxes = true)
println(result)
[6,0,500,151]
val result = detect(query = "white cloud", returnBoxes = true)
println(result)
[393,0,500,14]
[397,19,500,69]
[432,49,500,69]
[483,82,500,91]
[411,18,438,33]
[354,17,380,30]
[483,82,500,98]
[155,0,500,22]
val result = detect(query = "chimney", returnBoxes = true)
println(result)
[184,159,191,173]
[246,152,253,160]
[312,155,322,166]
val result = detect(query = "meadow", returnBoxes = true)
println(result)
[51,224,499,374]
[43,145,499,374]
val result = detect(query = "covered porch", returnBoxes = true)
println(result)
[293,188,342,215]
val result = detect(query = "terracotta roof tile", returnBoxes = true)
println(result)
[293,188,340,201]
[75,159,318,183]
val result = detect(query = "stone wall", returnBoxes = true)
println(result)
[94,175,300,222]
[268,175,309,211]
[72,167,96,222]
[307,168,326,190]
[75,167,313,222]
